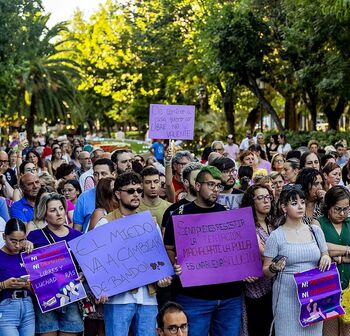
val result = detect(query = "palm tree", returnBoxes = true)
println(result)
[14,14,80,142]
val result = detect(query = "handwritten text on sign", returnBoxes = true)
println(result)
[149,104,195,140]
[294,263,344,327]
[217,193,243,210]
[68,211,174,298]
[173,207,263,287]
[22,241,86,313]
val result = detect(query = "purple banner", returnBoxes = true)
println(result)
[68,211,174,299]
[149,104,195,140]
[294,263,344,327]
[217,193,243,210]
[172,207,263,287]
[22,241,86,313]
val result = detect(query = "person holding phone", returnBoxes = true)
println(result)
[263,185,331,336]
[0,218,34,336]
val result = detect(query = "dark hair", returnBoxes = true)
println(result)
[279,134,287,143]
[26,149,44,169]
[211,157,235,172]
[276,184,305,225]
[286,150,301,160]
[248,144,267,160]
[300,151,320,170]
[114,171,142,192]
[111,149,131,164]
[19,160,34,175]
[238,166,253,191]
[295,168,325,199]
[156,302,188,330]
[93,158,115,173]
[55,163,75,180]
[4,218,26,235]
[286,158,300,170]
[320,154,335,169]
[51,146,62,162]
[323,185,350,215]
[342,165,350,185]
[335,142,345,150]
[201,146,213,162]
[96,177,118,212]
[140,166,160,178]
[71,146,82,160]
[62,179,82,195]
[241,184,275,228]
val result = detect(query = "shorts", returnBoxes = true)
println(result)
[35,301,84,333]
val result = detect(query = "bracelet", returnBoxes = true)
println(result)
[269,264,278,274]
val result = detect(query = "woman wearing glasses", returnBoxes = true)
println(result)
[318,186,350,336]
[271,153,285,173]
[240,184,275,336]
[263,185,331,336]
[0,218,34,336]
[27,192,84,336]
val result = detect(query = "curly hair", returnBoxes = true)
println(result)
[295,168,325,200]
[240,184,276,228]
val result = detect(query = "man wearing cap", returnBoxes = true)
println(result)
[224,135,239,161]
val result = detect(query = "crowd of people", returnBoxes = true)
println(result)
[0,130,350,336]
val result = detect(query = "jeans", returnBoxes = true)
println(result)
[176,295,242,336]
[104,303,157,336]
[0,297,35,336]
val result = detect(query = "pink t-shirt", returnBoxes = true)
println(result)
[66,199,75,224]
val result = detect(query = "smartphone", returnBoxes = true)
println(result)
[272,255,287,263]
[18,275,30,282]
[19,132,26,142]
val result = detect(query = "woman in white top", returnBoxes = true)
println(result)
[277,134,292,155]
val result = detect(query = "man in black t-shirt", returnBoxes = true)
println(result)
[164,166,243,336]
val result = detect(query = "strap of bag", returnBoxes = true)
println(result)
[41,226,56,245]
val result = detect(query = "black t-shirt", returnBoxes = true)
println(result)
[4,168,17,187]
[161,198,190,228]
[164,201,242,300]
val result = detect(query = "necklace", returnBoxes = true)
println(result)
[284,225,305,235]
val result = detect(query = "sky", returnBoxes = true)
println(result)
[42,0,104,26]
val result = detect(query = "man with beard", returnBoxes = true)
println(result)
[162,162,202,230]
[111,149,133,174]
[164,166,243,336]
[138,166,171,228]
[10,173,40,223]
[96,172,171,335]
[211,157,243,195]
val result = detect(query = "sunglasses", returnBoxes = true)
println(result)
[119,188,143,195]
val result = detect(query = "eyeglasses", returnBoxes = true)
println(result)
[119,188,143,195]
[25,167,37,173]
[7,238,27,246]
[213,148,224,152]
[222,168,237,175]
[253,194,273,202]
[199,181,224,191]
[165,324,189,334]
[0,160,9,165]
[333,206,350,214]
[275,159,285,164]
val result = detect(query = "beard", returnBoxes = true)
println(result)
[121,199,140,210]
[188,184,197,197]
[201,193,218,207]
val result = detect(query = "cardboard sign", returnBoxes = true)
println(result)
[22,241,86,313]
[294,263,345,327]
[149,104,195,140]
[173,207,263,287]
[68,211,174,298]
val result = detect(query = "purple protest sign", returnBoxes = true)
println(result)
[294,263,344,327]
[149,104,195,140]
[68,211,174,299]
[22,241,86,313]
[172,207,263,287]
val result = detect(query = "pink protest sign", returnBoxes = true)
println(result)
[149,104,195,140]
[172,207,263,287]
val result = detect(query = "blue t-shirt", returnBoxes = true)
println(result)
[10,197,34,223]
[0,197,9,222]
[0,249,28,298]
[151,142,164,160]
[72,188,96,232]
[27,226,82,248]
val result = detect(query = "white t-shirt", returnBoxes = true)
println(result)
[0,217,6,248]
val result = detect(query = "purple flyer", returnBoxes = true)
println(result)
[294,263,345,327]
[22,241,86,313]
[173,207,263,287]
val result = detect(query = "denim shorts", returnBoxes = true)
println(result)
[34,301,84,333]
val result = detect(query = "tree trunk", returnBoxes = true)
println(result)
[26,98,36,145]
[324,98,346,130]
[217,79,236,141]
[285,94,299,130]
[303,90,318,131]
[246,74,284,131]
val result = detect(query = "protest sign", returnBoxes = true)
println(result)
[172,207,263,287]
[22,241,86,313]
[217,193,243,210]
[294,263,344,327]
[149,104,195,140]
[68,211,174,298]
